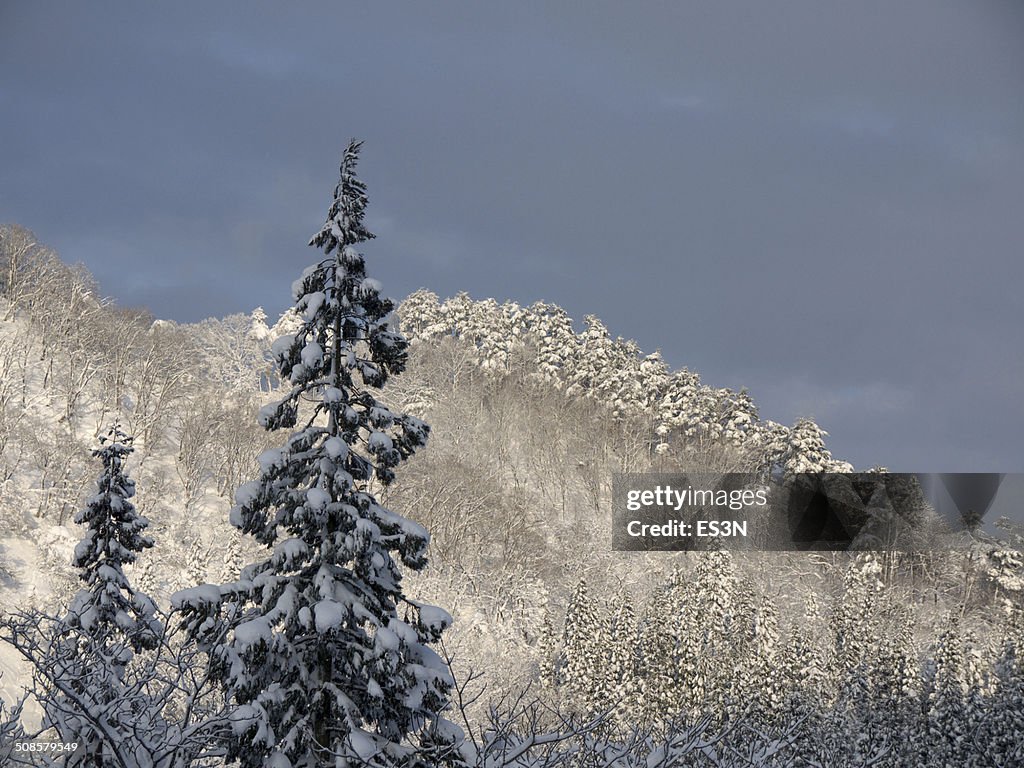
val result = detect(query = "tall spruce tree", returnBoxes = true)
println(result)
[173,140,453,768]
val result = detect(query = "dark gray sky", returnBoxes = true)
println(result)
[3,2,1023,472]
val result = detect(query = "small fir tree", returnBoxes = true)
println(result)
[65,425,159,652]
[49,425,160,764]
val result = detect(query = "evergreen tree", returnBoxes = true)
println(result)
[398,289,449,343]
[780,418,854,475]
[603,592,640,727]
[184,535,209,586]
[636,570,689,723]
[537,612,558,690]
[923,618,970,766]
[982,612,1024,766]
[688,551,740,719]
[732,593,781,723]
[65,425,159,652]
[50,425,160,764]
[173,140,453,768]
[219,533,246,583]
[467,297,523,375]
[778,622,827,762]
[655,369,722,454]
[523,301,578,387]
[559,578,604,712]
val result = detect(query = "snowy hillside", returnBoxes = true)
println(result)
[2,210,1023,766]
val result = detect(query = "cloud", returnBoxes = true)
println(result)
[3,1,1023,471]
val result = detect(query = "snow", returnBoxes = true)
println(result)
[257,449,283,473]
[305,487,330,510]
[374,626,400,652]
[300,341,323,367]
[324,436,348,459]
[368,431,393,452]
[257,402,279,427]
[433,718,465,744]
[270,333,295,359]
[348,728,378,760]
[233,618,271,649]
[302,291,326,320]
[234,480,262,507]
[313,600,345,633]
[274,537,308,565]
[171,584,222,610]
[368,406,392,426]
[417,604,453,632]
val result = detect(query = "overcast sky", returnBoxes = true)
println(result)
[2,2,1023,472]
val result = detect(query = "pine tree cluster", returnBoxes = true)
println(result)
[542,553,1024,767]
[397,291,853,476]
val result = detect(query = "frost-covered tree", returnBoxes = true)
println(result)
[173,140,453,768]
[654,369,725,454]
[537,613,558,689]
[832,555,885,680]
[687,551,742,718]
[28,426,162,765]
[194,311,273,394]
[601,593,640,727]
[399,289,449,343]
[636,569,689,722]
[523,301,577,387]
[467,298,524,374]
[559,579,606,713]
[65,425,160,653]
[779,418,854,475]
[920,618,972,766]
[981,611,1024,766]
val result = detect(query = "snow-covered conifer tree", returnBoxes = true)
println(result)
[636,568,691,722]
[602,594,640,727]
[537,613,558,689]
[184,535,209,586]
[780,418,853,475]
[655,369,714,454]
[523,301,577,387]
[468,297,523,374]
[173,140,453,768]
[559,579,605,712]
[688,551,740,717]
[219,533,245,583]
[46,425,160,764]
[398,289,449,343]
[982,612,1024,765]
[65,425,159,652]
[922,617,973,766]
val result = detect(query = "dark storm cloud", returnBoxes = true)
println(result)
[2,1,1022,471]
